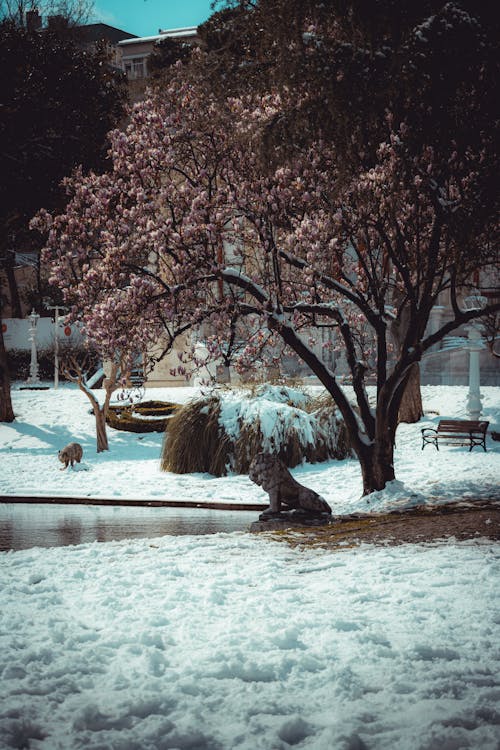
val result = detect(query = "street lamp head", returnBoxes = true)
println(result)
[463,291,487,312]
[29,309,40,327]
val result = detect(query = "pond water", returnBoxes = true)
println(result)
[0,504,258,552]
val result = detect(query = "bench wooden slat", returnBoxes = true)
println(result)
[421,419,489,452]
[436,420,487,428]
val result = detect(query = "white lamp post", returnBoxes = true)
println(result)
[463,292,487,420]
[26,308,40,385]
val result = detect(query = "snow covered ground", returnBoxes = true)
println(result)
[1,383,499,749]
[1,383,499,512]
[1,534,499,749]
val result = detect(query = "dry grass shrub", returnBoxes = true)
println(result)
[161,397,232,475]
[242,382,309,408]
[233,420,314,473]
[162,389,353,477]
[308,393,352,460]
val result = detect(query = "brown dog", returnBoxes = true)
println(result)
[58,442,83,470]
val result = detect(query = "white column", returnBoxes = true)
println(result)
[466,323,483,419]
[26,309,40,385]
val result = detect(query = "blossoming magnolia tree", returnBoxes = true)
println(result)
[35,61,499,494]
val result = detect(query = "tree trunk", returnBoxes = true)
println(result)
[359,453,396,496]
[61,355,119,452]
[0,320,15,422]
[357,424,396,496]
[6,263,22,319]
[95,407,109,452]
[390,306,424,425]
[398,363,424,424]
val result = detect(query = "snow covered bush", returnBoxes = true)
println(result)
[161,385,351,476]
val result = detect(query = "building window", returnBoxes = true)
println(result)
[124,57,147,80]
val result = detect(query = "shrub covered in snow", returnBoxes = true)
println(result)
[161,385,352,476]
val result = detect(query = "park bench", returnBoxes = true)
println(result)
[421,419,489,452]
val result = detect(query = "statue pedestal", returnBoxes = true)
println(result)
[250,510,332,532]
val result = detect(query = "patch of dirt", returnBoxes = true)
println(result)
[264,500,500,549]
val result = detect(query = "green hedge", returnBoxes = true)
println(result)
[7,347,100,381]
[7,349,56,380]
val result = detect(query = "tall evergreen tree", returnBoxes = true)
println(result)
[0,15,127,421]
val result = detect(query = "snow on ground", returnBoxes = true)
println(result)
[1,383,499,749]
[1,534,499,750]
[0,383,499,512]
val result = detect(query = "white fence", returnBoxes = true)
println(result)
[2,317,83,352]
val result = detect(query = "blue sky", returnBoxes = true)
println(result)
[92,0,216,37]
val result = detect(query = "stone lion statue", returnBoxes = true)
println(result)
[249,452,332,518]
[58,442,83,470]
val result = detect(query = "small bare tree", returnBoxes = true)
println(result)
[60,353,120,453]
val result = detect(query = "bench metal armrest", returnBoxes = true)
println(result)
[421,427,437,435]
